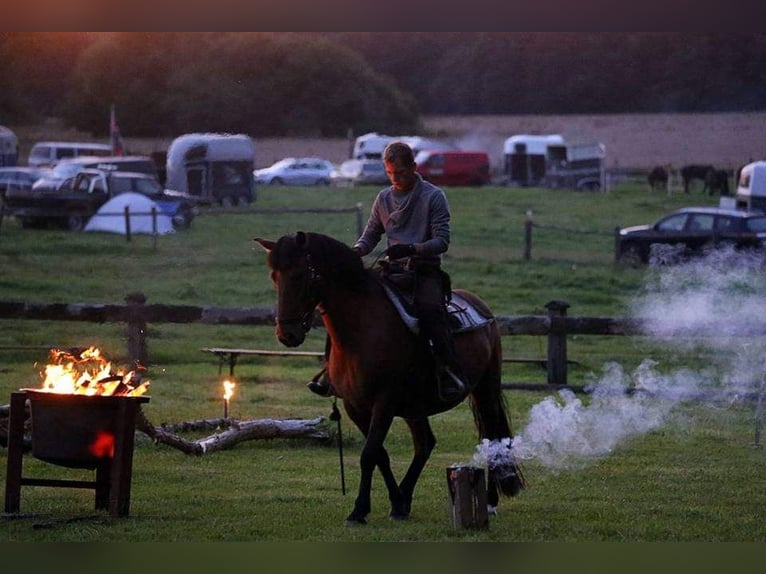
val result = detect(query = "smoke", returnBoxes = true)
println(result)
[474,247,766,473]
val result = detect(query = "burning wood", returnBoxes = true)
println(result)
[26,346,149,397]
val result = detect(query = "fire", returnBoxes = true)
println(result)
[222,379,236,401]
[28,346,150,396]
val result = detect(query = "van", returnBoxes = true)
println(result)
[353,132,456,160]
[734,160,766,211]
[27,142,113,167]
[414,150,491,187]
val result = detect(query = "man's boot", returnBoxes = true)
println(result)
[307,335,334,397]
[306,366,334,397]
[428,338,467,402]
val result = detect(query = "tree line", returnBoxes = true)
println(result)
[1,32,765,138]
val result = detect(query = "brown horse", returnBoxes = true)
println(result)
[254,231,524,525]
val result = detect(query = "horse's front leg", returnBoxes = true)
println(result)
[345,406,401,525]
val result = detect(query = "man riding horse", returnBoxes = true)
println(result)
[307,141,466,402]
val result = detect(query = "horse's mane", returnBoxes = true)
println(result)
[273,232,369,294]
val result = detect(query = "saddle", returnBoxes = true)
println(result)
[377,265,493,335]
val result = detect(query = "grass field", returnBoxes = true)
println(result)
[1,180,765,542]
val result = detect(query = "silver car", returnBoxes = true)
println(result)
[253,157,334,186]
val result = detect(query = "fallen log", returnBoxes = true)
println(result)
[135,408,329,455]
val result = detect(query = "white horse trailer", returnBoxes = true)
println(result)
[504,134,606,190]
[166,133,256,206]
[734,160,766,211]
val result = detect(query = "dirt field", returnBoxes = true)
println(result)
[9,112,766,174]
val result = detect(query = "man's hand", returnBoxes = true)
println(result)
[385,243,415,259]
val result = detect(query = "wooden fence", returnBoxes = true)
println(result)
[0,295,653,390]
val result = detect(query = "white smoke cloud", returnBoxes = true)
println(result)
[473,247,766,473]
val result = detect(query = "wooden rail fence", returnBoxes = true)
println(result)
[0,294,660,390]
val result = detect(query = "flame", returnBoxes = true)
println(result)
[27,346,150,396]
[223,379,236,401]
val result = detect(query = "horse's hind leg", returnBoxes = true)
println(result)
[394,417,436,520]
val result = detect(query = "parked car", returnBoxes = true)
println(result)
[0,167,52,199]
[254,157,334,186]
[330,159,389,187]
[616,206,766,265]
[4,169,196,231]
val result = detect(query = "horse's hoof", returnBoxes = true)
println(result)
[487,505,498,516]
[389,513,410,521]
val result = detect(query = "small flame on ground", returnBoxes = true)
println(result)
[25,346,150,396]
[223,379,236,401]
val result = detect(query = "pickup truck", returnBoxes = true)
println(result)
[3,169,196,231]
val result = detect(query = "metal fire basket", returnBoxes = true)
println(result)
[4,390,150,517]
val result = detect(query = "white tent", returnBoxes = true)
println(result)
[84,192,174,235]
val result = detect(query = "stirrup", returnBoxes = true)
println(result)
[438,366,466,402]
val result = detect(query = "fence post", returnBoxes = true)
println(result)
[125,291,148,369]
[124,206,132,243]
[151,206,157,250]
[355,203,364,237]
[545,299,570,385]
[524,211,533,261]
[614,226,621,263]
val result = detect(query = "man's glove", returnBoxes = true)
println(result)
[385,243,415,260]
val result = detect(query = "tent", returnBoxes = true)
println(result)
[84,192,174,235]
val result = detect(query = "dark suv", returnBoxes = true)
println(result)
[617,206,766,265]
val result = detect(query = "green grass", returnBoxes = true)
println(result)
[1,182,765,542]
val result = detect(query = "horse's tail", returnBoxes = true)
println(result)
[468,318,526,497]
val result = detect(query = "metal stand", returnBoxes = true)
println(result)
[4,391,147,517]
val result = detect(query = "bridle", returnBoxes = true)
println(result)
[275,253,323,335]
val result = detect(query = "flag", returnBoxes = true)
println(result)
[110,104,124,156]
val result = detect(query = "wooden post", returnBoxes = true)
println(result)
[545,300,570,385]
[446,465,489,530]
[614,226,621,263]
[524,211,533,261]
[124,292,148,369]
[3,392,26,514]
[151,206,157,250]
[355,203,363,237]
[124,205,132,242]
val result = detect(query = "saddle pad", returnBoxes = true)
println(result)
[381,284,493,335]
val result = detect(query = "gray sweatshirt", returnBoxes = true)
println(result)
[354,174,451,264]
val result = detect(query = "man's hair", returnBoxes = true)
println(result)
[383,141,415,165]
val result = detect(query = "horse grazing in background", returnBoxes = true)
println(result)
[681,164,715,193]
[254,231,524,525]
[647,165,669,192]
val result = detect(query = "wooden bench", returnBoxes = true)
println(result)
[200,346,576,378]
[200,347,324,377]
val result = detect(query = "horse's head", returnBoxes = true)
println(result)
[254,232,320,347]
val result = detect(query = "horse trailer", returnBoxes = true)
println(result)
[734,160,766,211]
[166,133,256,206]
[503,134,606,190]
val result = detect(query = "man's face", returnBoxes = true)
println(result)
[384,158,418,193]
